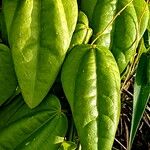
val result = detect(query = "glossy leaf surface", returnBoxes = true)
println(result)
[69,11,92,50]
[0,44,17,105]
[111,0,138,73]
[0,94,68,150]
[81,0,117,48]
[129,52,150,149]
[61,44,121,150]
[9,0,78,108]
[133,0,149,40]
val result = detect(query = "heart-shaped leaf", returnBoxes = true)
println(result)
[133,0,149,40]
[8,0,78,108]
[0,94,68,150]
[111,0,138,73]
[81,0,118,48]
[69,11,92,50]
[61,44,121,150]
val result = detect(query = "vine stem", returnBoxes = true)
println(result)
[91,0,134,45]
[115,138,127,150]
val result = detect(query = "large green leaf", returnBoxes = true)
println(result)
[61,44,121,150]
[111,0,138,73]
[133,0,149,40]
[129,51,150,149]
[69,11,92,50]
[80,0,118,48]
[0,94,68,150]
[8,0,78,108]
[0,44,17,105]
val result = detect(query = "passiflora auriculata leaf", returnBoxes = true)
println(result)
[111,0,138,73]
[80,0,118,48]
[61,44,121,150]
[0,94,68,150]
[8,0,78,108]
[133,0,149,40]
[69,11,92,50]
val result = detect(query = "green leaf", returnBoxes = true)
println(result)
[81,0,118,48]
[133,0,149,40]
[61,44,121,150]
[69,11,92,50]
[0,94,68,150]
[2,0,19,38]
[8,0,78,108]
[0,44,17,105]
[59,141,76,150]
[111,0,138,73]
[129,51,150,149]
